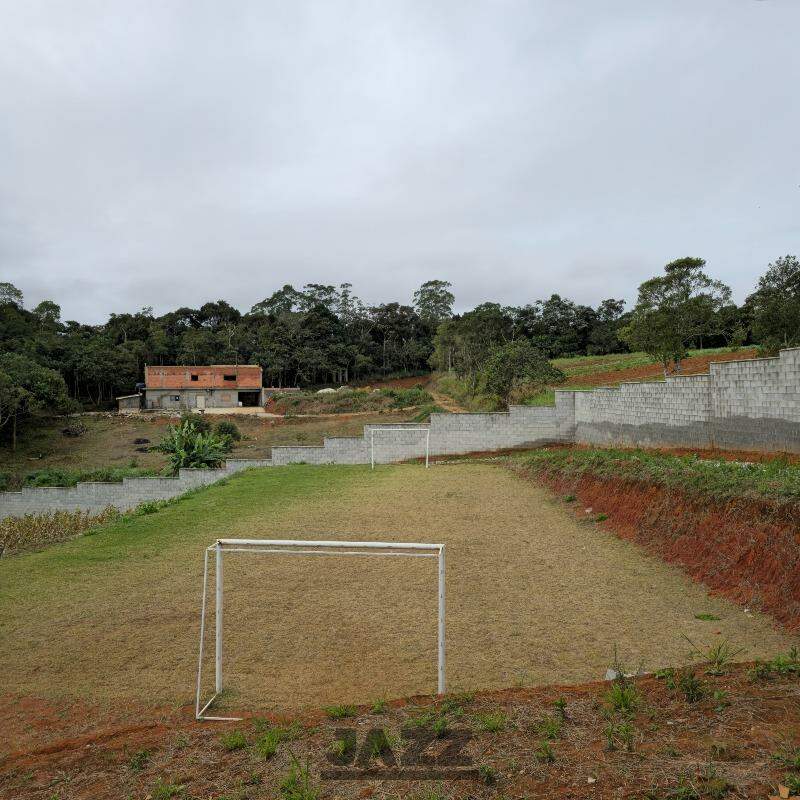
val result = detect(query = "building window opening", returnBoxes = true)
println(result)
[191,374,199,381]
[223,374,236,381]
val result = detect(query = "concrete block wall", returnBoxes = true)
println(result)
[0,459,271,521]
[270,394,577,466]
[572,347,800,452]
[573,374,713,449]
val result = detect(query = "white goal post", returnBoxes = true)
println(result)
[369,426,431,469]
[195,538,446,721]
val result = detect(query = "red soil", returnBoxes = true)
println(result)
[564,348,759,387]
[528,469,800,631]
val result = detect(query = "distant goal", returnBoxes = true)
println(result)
[195,538,446,721]
[369,426,431,469]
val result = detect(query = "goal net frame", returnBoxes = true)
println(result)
[195,538,446,721]
[369,426,431,469]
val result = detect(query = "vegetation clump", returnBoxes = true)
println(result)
[0,506,120,556]
[520,447,800,504]
[156,419,231,474]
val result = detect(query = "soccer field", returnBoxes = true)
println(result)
[0,462,792,714]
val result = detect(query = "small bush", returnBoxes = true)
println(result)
[156,420,230,474]
[371,698,388,714]
[180,410,211,433]
[381,385,433,408]
[254,729,281,759]
[328,735,356,763]
[215,420,242,442]
[128,749,150,771]
[474,711,507,732]
[605,680,639,715]
[678,669,706,703]
[478,764,498,785]
[535,740,555,763]
[279,756,318,800]
[324,704,357,719]
[220,729,248,751]
[534,715,562,740]
[152,780,185,800]
[432,715,450,738]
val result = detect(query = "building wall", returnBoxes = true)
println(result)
[0,459,271,521]
[145,388,260,410]
[117,395,141,413]
[145,365,262,390]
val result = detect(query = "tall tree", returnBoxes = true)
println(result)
[620,257,731,373]
[413,280,454,328]
[746,254,800,352]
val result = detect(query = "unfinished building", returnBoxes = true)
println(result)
[142,365,264,410]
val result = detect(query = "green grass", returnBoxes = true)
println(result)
[324,704,358,719]
[20,465,159,488]
[0,465,367,608]
[551,347,746,380]
[518,447,800,504]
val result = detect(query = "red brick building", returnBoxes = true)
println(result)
[142,365,264,410]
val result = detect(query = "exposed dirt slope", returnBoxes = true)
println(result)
[2,662,799,799]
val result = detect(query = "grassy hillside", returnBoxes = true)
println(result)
[0,410,415,490]
[435,347,759,410]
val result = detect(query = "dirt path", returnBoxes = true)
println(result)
[1,463,793,718]
[425,377,467,412]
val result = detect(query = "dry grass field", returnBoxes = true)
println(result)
[1,462,793,718]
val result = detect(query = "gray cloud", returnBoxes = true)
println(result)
[1,0,798,323]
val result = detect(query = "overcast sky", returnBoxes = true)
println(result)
[1,1,798,324]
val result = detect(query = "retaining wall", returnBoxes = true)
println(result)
[3,348,798,520]
[0,459,271,521]
[573,347,800,452]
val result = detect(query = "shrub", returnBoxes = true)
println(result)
[22,465,156,488]
[220,729,248,751]
[382,385,434,408]
[677,669,706,703]
[180,410,211,433]
[474,711,507,732]
[0,507,120,556]
[371,698,388,714]
[155,420,229,474]
[605,680,639,715]
[279,756,318,800]
[215,420,242,442]
[324,704,357,719]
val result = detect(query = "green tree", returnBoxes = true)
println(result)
[746,254,800,352]
[413,280,454,327]
[0,353,74,451]
[0,282,23,307]
[480,340,565,405]
[620,257,731,373]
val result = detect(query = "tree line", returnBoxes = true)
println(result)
[0,254,798,446]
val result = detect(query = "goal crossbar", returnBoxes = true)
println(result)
[195,538,446,721]
[369,426,431,469]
